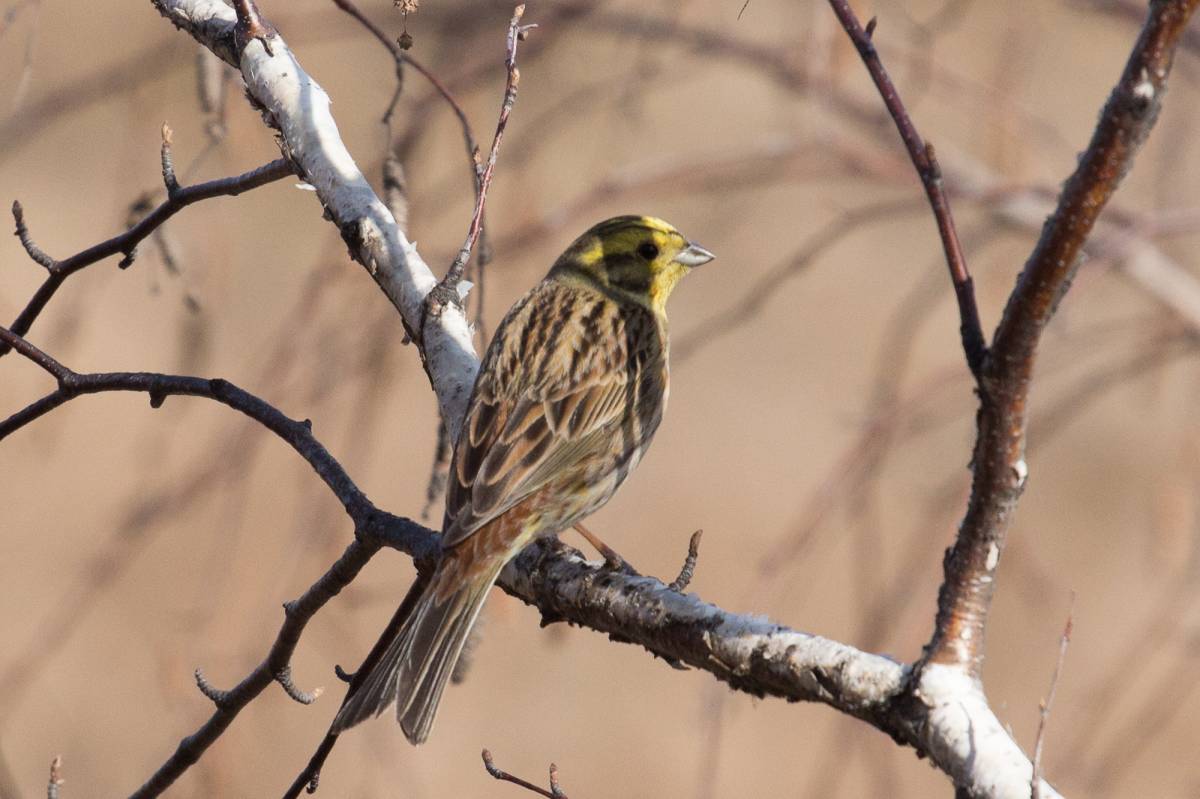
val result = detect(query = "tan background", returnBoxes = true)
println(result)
[2,1,1199,796]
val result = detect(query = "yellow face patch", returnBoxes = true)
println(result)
[558,216,695,311]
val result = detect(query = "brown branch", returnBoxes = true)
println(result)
[482,750,568,799]
[1032,600,1074,799]
[439,4,531,291]
[3,156,292,356]
[825,0,986,377]
[922,0,1199,677]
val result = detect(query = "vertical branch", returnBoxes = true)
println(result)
[439,5,532,292]
[825,0,986,377]
[922,0,1199,676]
[1032,601,1074,799]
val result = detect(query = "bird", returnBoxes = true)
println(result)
[331,215,714,744]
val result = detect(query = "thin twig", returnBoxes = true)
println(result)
[12,199,54,269]
[330,0,477,149]
[482,750,568,799]
[1032,599,1074,799]
[668,530,703,592]
[275,664,323,706]
[3,157,292,356]
[824,0,986,377]
[194,668,232,708]
[160,122,180,197]
[46,755,62,799]
[439,5,531,292]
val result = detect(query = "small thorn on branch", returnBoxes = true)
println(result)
[47,755,63,799]
[195,668,232,708]
[864,16,877,39]
[276,665,323,705]
[668,530,703,592]
[12,200,57,270]
[160,123,180,198]
[481,749,568,799]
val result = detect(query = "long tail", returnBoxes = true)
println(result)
[331,558,505,744]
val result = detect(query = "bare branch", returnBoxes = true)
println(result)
[194,668,232,708]
[47,755,63,799]
[11,199,54,269]
[923,0,1200,676]
[825,0,986,377]
[160,122,181,197]
[439,4,530,291]
[0,318,1053,799]
[482,750,568,799]
[275,665,323,706]
[152,0,480,439]
[281,574,432,799]
[3,157,291,356]
[1032,600,1074,799]
[668,530,703,593]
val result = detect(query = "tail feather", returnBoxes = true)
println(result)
[331,559,505,744]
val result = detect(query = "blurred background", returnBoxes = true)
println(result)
[2,0,1199,796]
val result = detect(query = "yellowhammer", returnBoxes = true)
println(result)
[333,215,714,743]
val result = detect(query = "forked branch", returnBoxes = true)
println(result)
[923,0,1199,676]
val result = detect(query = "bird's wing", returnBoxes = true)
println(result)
[441,289,654,548]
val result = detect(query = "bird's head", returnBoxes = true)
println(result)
[552,215,714,312]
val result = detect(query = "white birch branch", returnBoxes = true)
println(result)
[148,2,1062,796]
[504,540,1061,799]
[152,0,479,438]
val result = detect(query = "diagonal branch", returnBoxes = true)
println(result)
[0,325,438,797]
[439,4,531,291]
[3,157,291,356]
[152,0,481,439]
[922,0,1199,675]
[825,0,986,377]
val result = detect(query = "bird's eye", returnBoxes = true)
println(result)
[637,242,659,260]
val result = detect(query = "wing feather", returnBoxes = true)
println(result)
[441,284,657,548]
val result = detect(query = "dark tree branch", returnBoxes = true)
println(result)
[281,573,432,799]
[3,156,292,356]
[922,0,1199,677]
[0,326,366,519]
[824,0,986,378]
[130,537,380,799]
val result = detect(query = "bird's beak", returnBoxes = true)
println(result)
[675,242,715,267]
